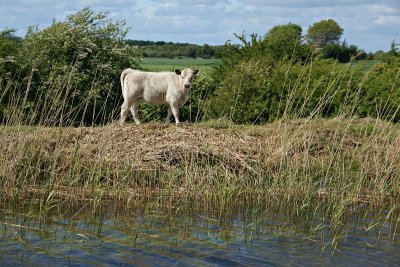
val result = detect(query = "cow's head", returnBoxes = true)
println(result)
[175,68,200,89]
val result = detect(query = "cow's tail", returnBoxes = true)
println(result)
[120,68,132,93]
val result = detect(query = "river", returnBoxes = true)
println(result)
[1,201,399,266]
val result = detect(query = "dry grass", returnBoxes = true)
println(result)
[1,118,399,206]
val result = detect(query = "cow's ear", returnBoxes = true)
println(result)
[174,69,181,75]
[193,69,200,76]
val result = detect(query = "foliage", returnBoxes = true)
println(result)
[0,29,19,57]
[207,57,355,123]
[206,32,400,124]
[217,24,308,67]
[306,19,343,46]
[262,23,306,61]
[0,29,20,76]
[305,20,365,63]
[321,42,359,63]
[389,40,399,56]
[0,29,21,120]
[357,59,400,121]
[382,40,400,64]
[1,8,138,125]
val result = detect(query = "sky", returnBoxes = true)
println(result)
[1,0,399,52]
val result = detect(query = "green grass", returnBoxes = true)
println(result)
[138,57,221,72]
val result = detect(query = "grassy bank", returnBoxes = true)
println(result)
[1,118,399,204]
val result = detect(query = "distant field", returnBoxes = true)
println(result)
[339,60,381,72]
[139,58,380,73]
[138,57,221,72]
[351,60,381,71]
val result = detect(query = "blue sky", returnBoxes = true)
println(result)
[1,0,399,52]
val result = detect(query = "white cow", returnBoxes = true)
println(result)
[119,68,200,125]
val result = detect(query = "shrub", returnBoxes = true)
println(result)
[206,33,400,124]
[358,60,400,121]
[1,8,138,126]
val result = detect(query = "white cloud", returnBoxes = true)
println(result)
[1,0,399,51]
[239,0,377,8]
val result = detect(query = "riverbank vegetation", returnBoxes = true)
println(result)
[1,118,399,254]
[1,118,399,203]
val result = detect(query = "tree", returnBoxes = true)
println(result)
[382,40,400,64]
[306,19,343,46]
[388,40,399,57]
[188,47,197,58]
[321,42,358,63]
[262,23,304,60]
[202,44,215,58]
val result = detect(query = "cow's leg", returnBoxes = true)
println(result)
[165,106,172,123]
[120,99,132,125]
[130,102,140,125]
[170,102,181,125]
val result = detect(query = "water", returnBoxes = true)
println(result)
[1,202,399,266]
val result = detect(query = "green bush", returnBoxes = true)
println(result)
[206,32,400,124]
[206,58,359,123]
[1,8,138,126]
[357,60,400,121]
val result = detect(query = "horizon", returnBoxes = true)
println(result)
[1,1,399,52]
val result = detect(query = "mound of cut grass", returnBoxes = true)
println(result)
[1,118,399,206]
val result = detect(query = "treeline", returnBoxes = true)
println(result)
[123,38,385,62]
[125,40,223,59]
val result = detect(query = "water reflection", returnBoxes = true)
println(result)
[0,200,399,266]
